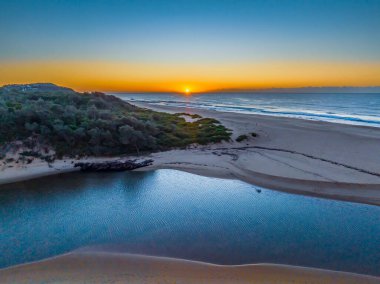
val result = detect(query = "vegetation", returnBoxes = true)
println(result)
[175,113,202,119]
[0,84,231,158]
[236,134,248,142]
[251,132,258,137]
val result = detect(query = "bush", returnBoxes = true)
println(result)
[236,135,248,142]
[0,86,232,157]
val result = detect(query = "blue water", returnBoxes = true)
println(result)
[112,92,380,127]
[1,170,379,275]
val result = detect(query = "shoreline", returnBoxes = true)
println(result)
[2,105,380,282]
[135,102,380,206]
[126,98,380,129]
[1,249,379,283]
[1,104,380,206]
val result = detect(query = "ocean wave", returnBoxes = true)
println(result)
[159,101,380,127]
[115,94,380,128]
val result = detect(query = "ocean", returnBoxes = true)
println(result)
[112,92,380,128]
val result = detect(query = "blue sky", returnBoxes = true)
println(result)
[1,0,379,91]
[1,0,379,63]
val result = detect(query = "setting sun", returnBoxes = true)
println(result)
[185,88,191,95]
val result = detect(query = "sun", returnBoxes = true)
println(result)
[184,88,191,95]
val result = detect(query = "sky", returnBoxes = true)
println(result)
[0,0,380,92]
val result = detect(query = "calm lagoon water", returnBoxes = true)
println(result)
[0,170,379,275]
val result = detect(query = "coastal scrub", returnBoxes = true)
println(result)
[0,84,231,158]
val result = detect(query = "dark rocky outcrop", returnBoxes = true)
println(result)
[74,159,153,172]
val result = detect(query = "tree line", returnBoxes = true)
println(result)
[0,87,231,158]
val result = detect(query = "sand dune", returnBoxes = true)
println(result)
[0,250,379,284]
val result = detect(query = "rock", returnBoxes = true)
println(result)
[74,159,153,172]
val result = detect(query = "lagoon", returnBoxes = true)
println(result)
[0,170,379,275]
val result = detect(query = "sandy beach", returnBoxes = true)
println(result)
[1,103,380,206]
[136,103,380,206]
[0,248,379,284]
[2,0,379,282]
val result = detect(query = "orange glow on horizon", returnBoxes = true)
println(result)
[1,60,380,93]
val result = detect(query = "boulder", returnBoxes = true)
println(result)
[74,159,153,172]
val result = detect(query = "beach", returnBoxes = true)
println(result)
[1,249,379,284]
[2,86,380,284]
[2,105,380,283]
[136,103,380,206]
[3,0,379,282]
[2,105,379,282]
[1,103,380,206]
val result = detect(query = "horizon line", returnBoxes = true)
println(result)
[108,86,380,94]
[2,83,380,94]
